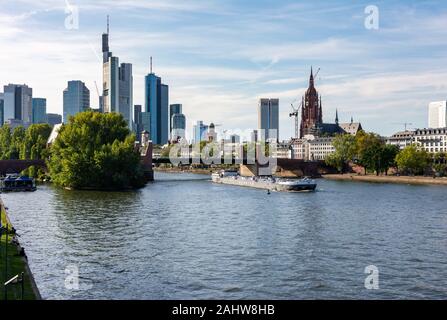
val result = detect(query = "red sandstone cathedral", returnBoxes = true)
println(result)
[299,68,362,138]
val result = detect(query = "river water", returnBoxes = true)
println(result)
[2,172,447,299]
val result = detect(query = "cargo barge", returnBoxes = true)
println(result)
[211,170,317,192]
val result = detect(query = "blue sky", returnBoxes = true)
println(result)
[1,0,447,140]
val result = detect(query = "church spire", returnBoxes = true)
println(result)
[309,66,314,87]
[335,109,339,124]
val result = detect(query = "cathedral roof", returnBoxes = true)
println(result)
[339,122,363,135]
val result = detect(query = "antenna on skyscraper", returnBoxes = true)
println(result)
[150,56,153,73]
[107,15,110,34]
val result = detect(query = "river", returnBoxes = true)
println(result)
[2,172,447,299]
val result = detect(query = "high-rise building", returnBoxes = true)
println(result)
[63,80,90,123]
[258,98,279,142]
[229,134,240,144]
[46,113,62,127]
[171,113,186,142]
[141,112,151,136]
[169,104,182,132]
[0,93,4,126]
[133,104,142,136]
[428,101,447,129]
[118,63,133,128]
[193,121,208,144]
[32,98,47,124]
[145,60,169,145]
[3,84,33,124]
[101,16,133,128]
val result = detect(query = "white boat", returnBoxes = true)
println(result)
[211,170,317,192]
[275,177,317,192]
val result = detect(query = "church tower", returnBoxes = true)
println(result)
[300,67,323,138]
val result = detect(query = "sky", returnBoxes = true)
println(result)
[1,0,447,140]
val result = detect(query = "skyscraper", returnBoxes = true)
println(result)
[0,93,4,126]
[63,81,90,123]
[171,113,186,142]
[170,104,182,131]
[118,63,133,128]
[46,113,62,127]
[32,98,47,124]
[145,59,169,145]
[133,104,142,136]
[193,121,208,144]
[428,101,447,128]
[3,84,33,124]
[102,16,133,128]
[141,112,151,136]
[258,98,279,142]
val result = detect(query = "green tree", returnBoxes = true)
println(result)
[48,111,146,189]
[325,134,356,173]
[395,145,430,175]
[433,152,447,176]
[20,124,52,160]
[0,125,12,159]
[355,131,382,174]
[380,144,400,175]
[9,126,26,160]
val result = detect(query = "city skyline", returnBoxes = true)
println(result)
[1,1,447,139]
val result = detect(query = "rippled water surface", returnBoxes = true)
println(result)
[2,172,447,299]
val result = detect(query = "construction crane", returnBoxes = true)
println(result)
[393,122,413,131]
[289,101,303,139]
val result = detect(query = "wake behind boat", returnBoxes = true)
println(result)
[211,170,317,192]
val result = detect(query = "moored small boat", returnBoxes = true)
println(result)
[0,175,37,192]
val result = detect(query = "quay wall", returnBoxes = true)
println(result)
[323,174,447,186]
[0,199,42,300]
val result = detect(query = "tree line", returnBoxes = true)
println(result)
[0,111,146,190]
[325,131,444,176]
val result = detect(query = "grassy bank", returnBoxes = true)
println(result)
[0,201,40,300]
[323,174,447,186]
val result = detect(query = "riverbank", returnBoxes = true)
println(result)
[323,174,447,186]
[0,199,41,300]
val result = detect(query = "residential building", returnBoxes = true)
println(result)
[258,98,279,142]
[428,101,447,128]
[32,98,47,124]
[145,65,169,145]
[46,113,62,127]
[273,141,292,159]
[63,80,90,123]
[386,131,415,150]
[414,128,447,153]
[291,136,335,161]
[3,84,33,124]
